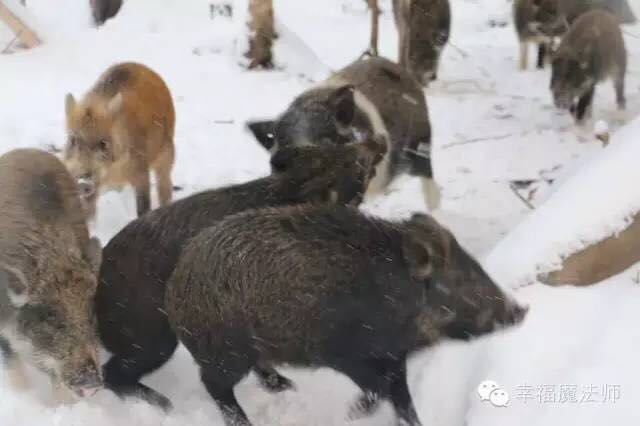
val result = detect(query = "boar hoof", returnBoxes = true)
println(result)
[347,391,380,421]
[256,369,294,393]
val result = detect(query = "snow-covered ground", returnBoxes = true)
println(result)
[1,0,639,424]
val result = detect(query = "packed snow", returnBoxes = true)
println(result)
[1,0,639,425]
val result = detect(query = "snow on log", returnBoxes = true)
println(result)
[0,0,41,48]
[485,116,640,288]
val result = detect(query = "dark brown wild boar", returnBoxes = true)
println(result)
[96,137,385,410]
[0,149,103,403]
[64,62,176,219]
[166,206,528,426]
[550,10,626,123]
[393,0,451,84]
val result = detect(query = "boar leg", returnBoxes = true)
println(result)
[132,167,152,217]
[153,145,174,207]
[254,365,294,392]
[614,71,626,110]
[536,42,547,69]
[0,338,29,391]
[102,355,174,411]
[387,358,421,426]
[574,86,595,123]
[519,42,528,70]
[200,364,251,426]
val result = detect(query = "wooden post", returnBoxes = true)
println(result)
[0,1,41,49]
[245,0,275,69]
[368,0,379,56]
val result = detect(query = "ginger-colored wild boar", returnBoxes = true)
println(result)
[64,62,176,218]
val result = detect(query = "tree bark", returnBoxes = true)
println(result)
[0,1,41,49]
[245,0,275,69]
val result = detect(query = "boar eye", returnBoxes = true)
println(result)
[68,136,78,148]
[98,139,109,152]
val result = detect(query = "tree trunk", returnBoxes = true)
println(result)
[0,1,41,49]
[367,0,379,56]
[245,0,275,69]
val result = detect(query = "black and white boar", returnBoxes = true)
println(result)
[95,138,385,410]
[166,205,528,426]
[0,149,103,402]
[247,56,440,211]
[550,10,627,123]
[393,0,451,84]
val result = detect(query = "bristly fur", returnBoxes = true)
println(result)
[95,139,384,411]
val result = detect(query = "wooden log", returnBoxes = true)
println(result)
[367,0,379,56]
[0,1,41,48]
[245,0,275,69]
[540,213,640,286]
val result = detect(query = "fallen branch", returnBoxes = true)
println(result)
[448,41,469,58]
[0,1,41,48]
[441,132,512,149]
[509,181,535,210]
[1,30,20,54]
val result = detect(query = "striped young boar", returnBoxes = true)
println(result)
[0,149,103,402]
[393,0,451,84]
[550,10,627,123]
[64,62,176,219]
[96,138,385,410]
[513,0,566,70]
[247,56,440,211]
[166,206,528,426]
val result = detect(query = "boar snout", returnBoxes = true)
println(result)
[66,357,103,398]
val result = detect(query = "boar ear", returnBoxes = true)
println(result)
[402,236,433,281]
[247,120,277,152]
[0,264,29,308]
[107,93,123,115]
[84,237,103,274]
[330,85,356,127]
[65,93,76,118]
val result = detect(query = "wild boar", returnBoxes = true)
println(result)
[96,137,385,410]
[0,149,103,402]
[513,0,566,70]
[90,0,123,26]
[64,62,176,219]
[166,205,528,426]
[550,10,626,123]
[560,0,637,25]
[247,56,440,211]
[393,0,451,84]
